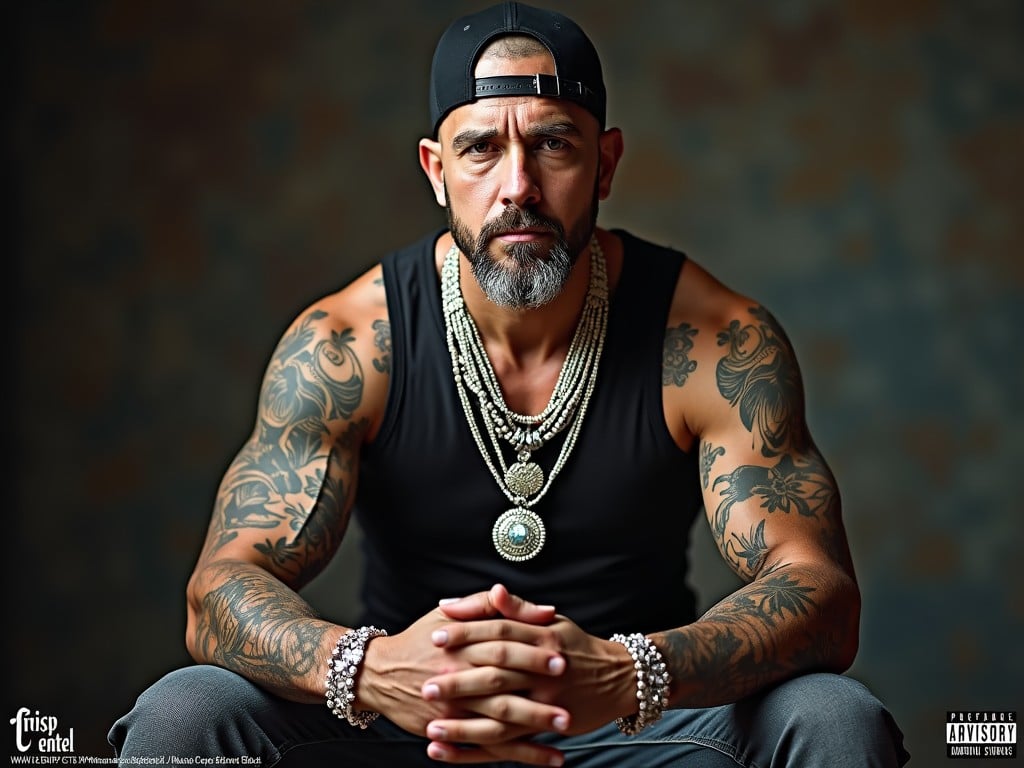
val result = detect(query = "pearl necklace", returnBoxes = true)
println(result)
[441,237,609,561]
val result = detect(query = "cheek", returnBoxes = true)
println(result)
[449,179,502,220]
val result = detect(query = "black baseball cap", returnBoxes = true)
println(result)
[428,1,606,137]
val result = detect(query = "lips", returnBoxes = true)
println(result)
[494,228,553,238]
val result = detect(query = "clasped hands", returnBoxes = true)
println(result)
[357,583,634,766]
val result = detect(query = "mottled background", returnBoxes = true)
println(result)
[9,1,1022,765]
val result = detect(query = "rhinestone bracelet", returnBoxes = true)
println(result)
[610,632,672,735]
[325,625,387,728]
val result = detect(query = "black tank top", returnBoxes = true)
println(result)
[355,228,702,637]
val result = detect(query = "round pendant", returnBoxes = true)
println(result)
[491,507,546,562]
[504,461,544,497]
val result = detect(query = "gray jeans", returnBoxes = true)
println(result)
[108,665,909,767]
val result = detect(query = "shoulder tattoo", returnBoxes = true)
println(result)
[662,322,699,388]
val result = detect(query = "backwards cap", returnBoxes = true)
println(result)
[428,1,606,136]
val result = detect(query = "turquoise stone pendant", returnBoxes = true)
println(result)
[492,507,546,562]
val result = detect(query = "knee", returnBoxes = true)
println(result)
[110,665,262,756]
[775,673,885,729]
[760,673,903,760]
[141,666,247,721]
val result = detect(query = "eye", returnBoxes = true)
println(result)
[540,137,568,151]
[466,141,492,155]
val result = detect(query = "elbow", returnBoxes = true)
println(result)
[829,574,862,673]
[183,571,205,663]
[834,631,859,675]
[184,619,201,664]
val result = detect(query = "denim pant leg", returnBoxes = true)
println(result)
[107,665,436,766]
[544,672,910,768]
[110,667,908,767]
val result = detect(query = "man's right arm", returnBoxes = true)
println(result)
[183,270,569,751]
[185,273,389,703]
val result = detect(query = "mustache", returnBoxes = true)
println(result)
[478,206,565,243]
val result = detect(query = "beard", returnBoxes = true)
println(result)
[445,178,599,309]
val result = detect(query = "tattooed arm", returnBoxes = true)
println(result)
[184,267,391,702]
[651,284,861,709]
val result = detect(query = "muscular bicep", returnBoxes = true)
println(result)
[700,437,851,582]
[198,307,383,591]
[694,304,854,583]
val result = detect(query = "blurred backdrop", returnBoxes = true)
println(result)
[9,1,1022,764]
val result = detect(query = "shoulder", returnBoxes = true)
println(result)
[660,256,804,444]
[610,230,778,345]
[668,257,755,331]
[314,261,389,327]
[288,261,388,347]
[265,261,393,439]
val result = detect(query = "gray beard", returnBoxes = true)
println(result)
[468,235,573,309]
[445,185,598,309]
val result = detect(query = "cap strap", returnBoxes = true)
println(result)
[474,73,594,103]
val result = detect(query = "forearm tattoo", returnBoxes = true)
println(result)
[654,562,841,703]
[193,564,333,688]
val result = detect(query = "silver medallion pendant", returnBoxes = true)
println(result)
[492,507,546,562]
[504,461,544,497]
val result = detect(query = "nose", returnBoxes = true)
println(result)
[499,147,541,209]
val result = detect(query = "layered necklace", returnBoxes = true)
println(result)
[441,236,609,561]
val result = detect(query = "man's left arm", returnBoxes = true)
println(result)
[652,301,860,708]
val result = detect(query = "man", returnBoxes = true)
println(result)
[110,3,909,766]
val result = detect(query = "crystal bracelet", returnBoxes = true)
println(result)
[610,632,671,735]
[325,625,387,728]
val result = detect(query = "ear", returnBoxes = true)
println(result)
[596,127,624,201]
[418,138,446,207]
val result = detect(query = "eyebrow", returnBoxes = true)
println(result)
[449,121,585,152]
[451,127,499,153]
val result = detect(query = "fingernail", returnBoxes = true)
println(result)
[549,754,564,767]
[427,743,445,759]
[427,723,447,739]
[553,714,569,731]
[422,683,440,700]
[431,629,449,645]
[538,604,556,612]
[548,656,565,674]
[438,597,460,605]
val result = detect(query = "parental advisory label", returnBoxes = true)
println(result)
[947,711,1017,759]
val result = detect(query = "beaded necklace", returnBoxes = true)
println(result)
[441,237,609,561]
